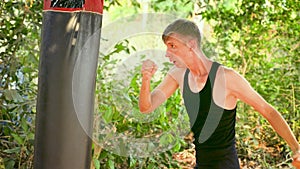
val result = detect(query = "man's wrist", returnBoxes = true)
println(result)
[142,74,152,81]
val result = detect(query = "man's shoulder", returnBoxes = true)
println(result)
[217,64,235,74]
[168,66,186,74]
[167,66,186,84]
[217,64,241,81]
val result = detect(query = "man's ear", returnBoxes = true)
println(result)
[187,39,197,50]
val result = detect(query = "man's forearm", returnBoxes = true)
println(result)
[139,77,152,113]
[266,108,300,153]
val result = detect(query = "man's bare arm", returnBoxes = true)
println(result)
[139,59,178,113]
[139,74,178,113]
[228,69,300,155]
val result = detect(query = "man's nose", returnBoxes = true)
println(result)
[165,51,171,58]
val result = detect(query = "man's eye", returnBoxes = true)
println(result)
[171,44,175,48]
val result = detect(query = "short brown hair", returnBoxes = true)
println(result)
[162,19,201,48]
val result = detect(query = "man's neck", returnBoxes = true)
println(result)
[188,49,212,77]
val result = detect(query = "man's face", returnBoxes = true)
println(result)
[164,33,190,68]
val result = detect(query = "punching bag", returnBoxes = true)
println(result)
[34,0,103,168]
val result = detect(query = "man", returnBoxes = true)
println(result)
[138,19,300,169]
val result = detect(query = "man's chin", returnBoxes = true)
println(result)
[172,61,186,68]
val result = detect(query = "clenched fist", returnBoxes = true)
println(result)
[141,59,158,79]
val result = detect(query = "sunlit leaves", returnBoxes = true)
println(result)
[1,0,42,168]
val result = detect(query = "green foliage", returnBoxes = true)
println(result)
[149,0,194,18]
[0,0,42,168]
[1,0,299,168]
[104,0,140,11]
[104,0,194,22]
[93,39,189,168]
[103,0,141,21]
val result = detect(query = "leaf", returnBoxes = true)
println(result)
[99,151,108,160]
[147,163,155,169]
[4,90,23,102]
[147,142,156,152]
[11,133,23,145]
[27,133,35,140]
[159,133,174,146]
[4,159,15,169]
[172,141,181,152]
[93,158,100,169]
[107,159,115,169]
[4,90,13,101]
[129,157,137,167]
[21,118,28,132]
[22,67,32,73]
[3,147,21,154]
[102,107,113,123]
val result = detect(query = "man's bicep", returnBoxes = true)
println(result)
[230,71,270,114]
[155,74,179,99]
[145,75,179,112]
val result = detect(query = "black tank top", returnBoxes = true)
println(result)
[183,62,240,168]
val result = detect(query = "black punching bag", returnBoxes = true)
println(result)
[34,1,103,168]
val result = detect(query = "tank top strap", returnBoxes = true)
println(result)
[208,62,220,88]
[184,68,189,85]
